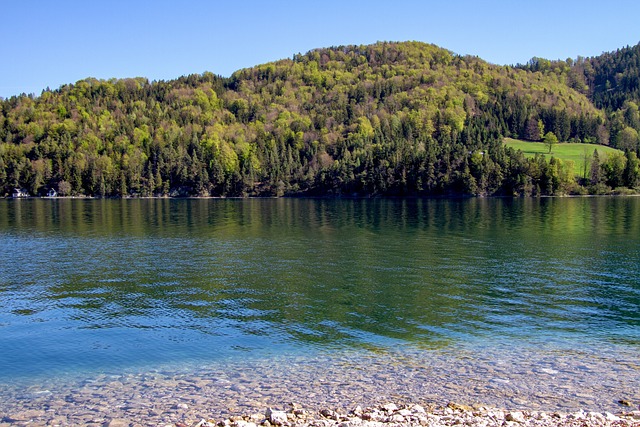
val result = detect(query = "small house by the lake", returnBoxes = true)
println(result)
[12,188,29,198]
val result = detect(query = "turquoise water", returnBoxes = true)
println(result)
[0,198,639,411]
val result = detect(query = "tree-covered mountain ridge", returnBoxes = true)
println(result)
[1,40,639,197]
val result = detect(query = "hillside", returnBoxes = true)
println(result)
[519,43,640,149]
[504,138,623,179]
[1,41,639,197]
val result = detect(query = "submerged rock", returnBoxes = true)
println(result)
[103,419,131,427]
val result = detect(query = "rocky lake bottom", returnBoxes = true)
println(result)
[1,344,638,426]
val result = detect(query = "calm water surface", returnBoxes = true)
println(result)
[0,198,639,413]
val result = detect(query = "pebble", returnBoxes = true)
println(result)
[412,405,426,414]
[265,408,288,425]
[381,403,398,413]
[505,411,526,423]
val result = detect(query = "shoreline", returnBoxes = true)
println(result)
[194,402,640,427]
[3,400,639,426]
[4,192,640,200]
[1,345,638,427]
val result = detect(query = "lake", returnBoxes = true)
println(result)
[0,197,639,423]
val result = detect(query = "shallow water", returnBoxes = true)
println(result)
[0,198,639,423]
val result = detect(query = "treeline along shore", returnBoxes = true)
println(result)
[2,42,640,198]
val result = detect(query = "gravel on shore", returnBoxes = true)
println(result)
[2,400,640,426]
[162,402,640,427]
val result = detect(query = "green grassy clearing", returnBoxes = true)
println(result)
[504,138,623,177]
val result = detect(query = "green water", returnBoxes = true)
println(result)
[0,197,639,382]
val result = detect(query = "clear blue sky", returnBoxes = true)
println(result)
[1,0,639,98]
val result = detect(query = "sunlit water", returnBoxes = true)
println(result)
[0,198,639,419]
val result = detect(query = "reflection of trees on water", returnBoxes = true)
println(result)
[0,198,639,353]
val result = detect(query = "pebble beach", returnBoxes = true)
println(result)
[192,403,640,427]
[3,400,640,427]
[1,346,638,427]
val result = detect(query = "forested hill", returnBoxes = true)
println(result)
[518,42,640,151]
[1,41,639,198]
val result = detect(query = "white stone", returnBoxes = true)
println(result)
[587,412,605,421]
[265,409,288,426]
[416,415,429,426]
[369,411,387,422]
[249,413,264,422]
[605,412,620,422]
[382,403,398,413]
[388,414,404,423]
[505,411,525,423]
[569,410,586,420]
[412,405,426,414]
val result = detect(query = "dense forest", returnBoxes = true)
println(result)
[1,41,640,198]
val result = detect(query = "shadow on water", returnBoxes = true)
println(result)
[0,197,639,379]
